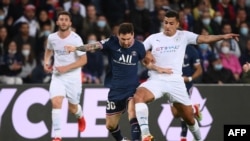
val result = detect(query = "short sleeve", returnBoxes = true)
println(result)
[184,31,199,45]
[46,35,53,50]
[143,35,152,51]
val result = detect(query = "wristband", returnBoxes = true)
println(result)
[188,76,192,82]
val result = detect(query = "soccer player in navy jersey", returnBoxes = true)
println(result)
[65,23,172,141]
[171,44,203,141]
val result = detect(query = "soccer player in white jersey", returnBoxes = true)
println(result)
[43,11,87,141]
[133,10,239,141]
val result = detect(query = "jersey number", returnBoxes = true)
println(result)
[107,101,116,110]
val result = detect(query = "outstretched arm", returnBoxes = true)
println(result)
[197,33,239,44]
[65,42,103,52]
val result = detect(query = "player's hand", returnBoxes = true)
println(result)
[243,62,250,72]
[223,33,240,42]
[144,51,155,64]
[55,66,70,74]
[65,45,77,53]
[44,64,53,73]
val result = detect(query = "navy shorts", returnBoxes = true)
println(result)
[106,88,135,115]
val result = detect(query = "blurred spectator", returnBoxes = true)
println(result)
[215,23,241,57]
[144,0,154,12]
[37,0,61,21]
[63,0,86,18]
[193,9,220,35]
[13,4,40,38]
[18,43,36,83]
[239,38,250,65]
[31,38,51,83]
[0,40,23,84]
[150,0,164,23]
[150,8,165,34]
[82,33,104,84]
[216,0,236,23]
[197,43,215,73]
[197,27,216,73]
[12,0,32,21]
[128,0,151,41]
[234,0,250,21]
[238,22,250,54]
[202,55,236,84]
[234,8,249,31]
[181,3,194,31]
[91,14,111,40]
[193,0,215,21]
[82,4,98,41]
[100,0,129,27]
[37,23,52,61]
[111,23,120,36]
[213,10,223,27]
[0,7,7,27]
[12,22,36,55]
[37,9,55,33]
[239,39,250,83]
[69,1,84,37]
[0,0,15,20]
[178,5,194,32]
[168,0,180,11]
[0,26,10,55]
[219,40,242,81]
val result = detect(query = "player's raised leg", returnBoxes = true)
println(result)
[134,87,155,141]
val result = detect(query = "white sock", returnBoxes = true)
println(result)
[75,104,82,119]
[187,119,202,140]
[135,103,150,136]
[52,109,61,138]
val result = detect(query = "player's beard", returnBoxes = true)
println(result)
[59,26,70,32]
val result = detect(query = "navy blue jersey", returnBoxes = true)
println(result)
[182,45,200,92]
[101,36,146,90]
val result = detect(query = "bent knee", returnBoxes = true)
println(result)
[106,123,117,131]
[134,87,154,103]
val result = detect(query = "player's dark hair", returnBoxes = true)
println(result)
[118,23,134,35]
[56,11,72,21]
[165,10,179,21]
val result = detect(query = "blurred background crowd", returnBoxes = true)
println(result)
[0,0,250,85]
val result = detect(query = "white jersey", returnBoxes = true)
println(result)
[144,30,198,81]
[47,31,85,76]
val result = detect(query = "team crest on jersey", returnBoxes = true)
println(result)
[131,51,137,56]
[174,37,180,42]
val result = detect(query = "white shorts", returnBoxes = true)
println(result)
[49,74,82,104]
[139,77,192,106]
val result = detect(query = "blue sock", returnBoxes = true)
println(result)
[181,120,188,137]
[109,125,123,141]
[130,118,141,141]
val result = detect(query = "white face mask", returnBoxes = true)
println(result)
[22,50,30,56]
[214,16,222,24]
[202,18,211,25]
[221,46,230,54]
